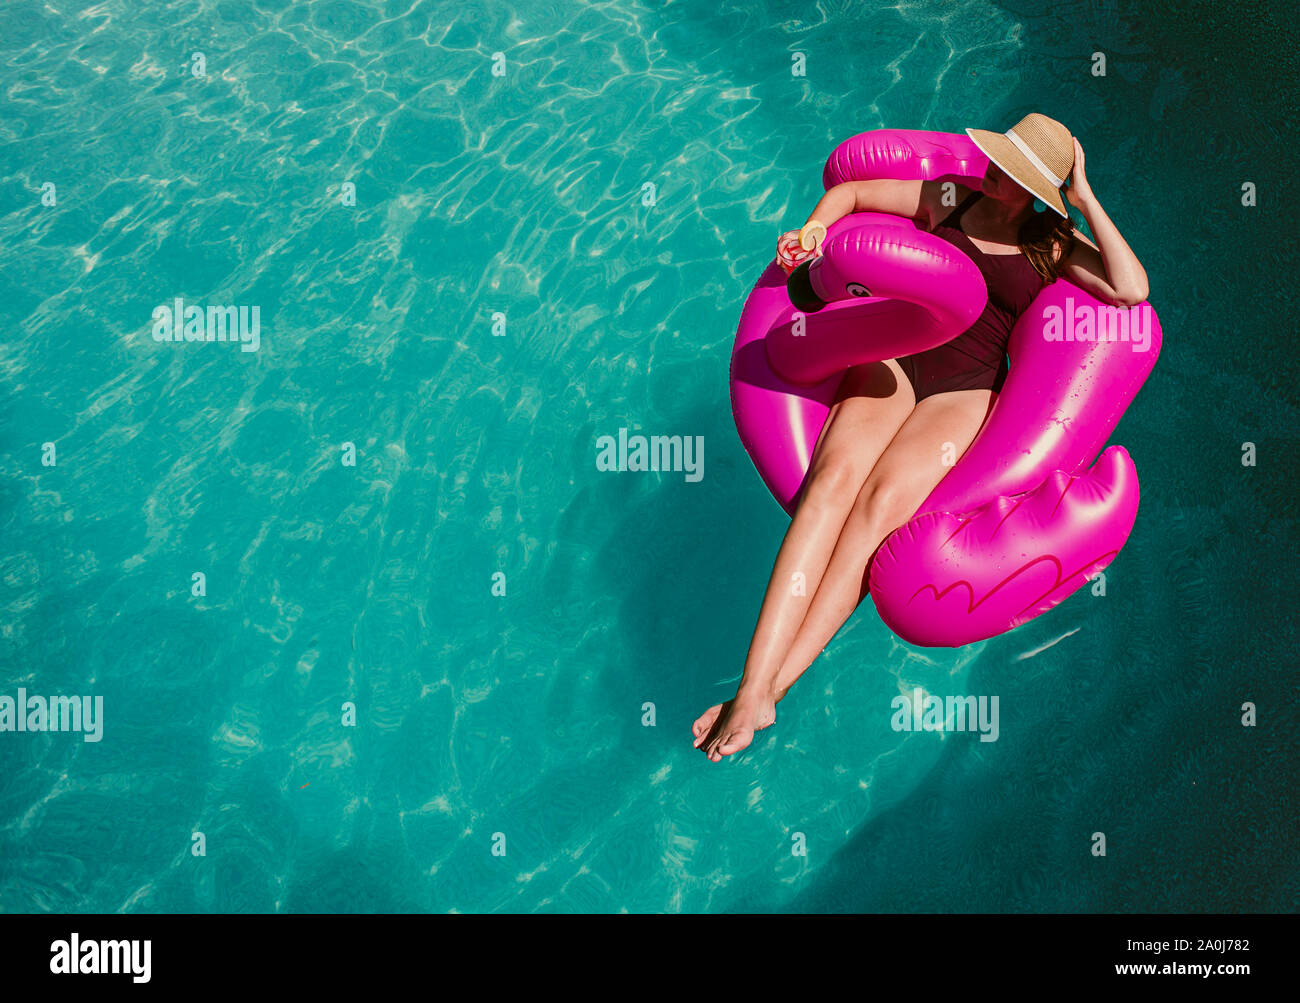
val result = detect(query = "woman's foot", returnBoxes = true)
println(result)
[691,688,777,762]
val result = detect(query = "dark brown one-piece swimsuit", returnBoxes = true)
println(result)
[895,191,1046,400]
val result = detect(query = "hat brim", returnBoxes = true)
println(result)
[965,128,1069,218]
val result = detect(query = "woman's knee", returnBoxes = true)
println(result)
[851,476,917,535]
[800,452,869,511]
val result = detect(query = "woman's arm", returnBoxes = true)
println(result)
[796,179,939,249]
[1060,139,1150,307]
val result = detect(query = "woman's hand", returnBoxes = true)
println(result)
[1065,137,1095,209]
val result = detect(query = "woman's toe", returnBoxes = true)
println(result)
[718,731,751,755]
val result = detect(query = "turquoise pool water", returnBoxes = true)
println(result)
[1,0,1296,913]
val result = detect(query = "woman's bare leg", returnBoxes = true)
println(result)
[692,360,914,760]
[768,389,997,705]
[696,387,997,761]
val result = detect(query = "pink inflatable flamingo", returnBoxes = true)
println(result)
[729,129,1161,647]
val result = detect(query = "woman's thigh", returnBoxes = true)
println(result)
[799,359,917,503]
[853,387,997,531]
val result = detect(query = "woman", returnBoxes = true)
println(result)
[694,113,1149,762]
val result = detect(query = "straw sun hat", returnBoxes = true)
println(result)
[966,113,1075,218]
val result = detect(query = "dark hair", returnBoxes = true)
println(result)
[1018,207,1075,282]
